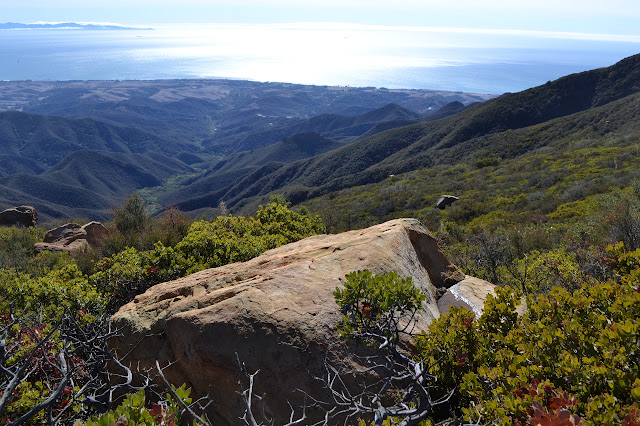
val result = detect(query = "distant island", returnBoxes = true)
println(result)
[0,22,152,30]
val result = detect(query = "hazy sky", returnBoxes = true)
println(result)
[2,0,640,35]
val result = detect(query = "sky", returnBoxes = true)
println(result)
[2,0,640,36]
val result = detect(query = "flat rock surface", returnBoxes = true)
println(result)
[110,219,489,424]
[43,223,84,243]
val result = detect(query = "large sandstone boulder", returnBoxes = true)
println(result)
[35,221,108,253]
[0,205,38,227]
[110,219,492,424]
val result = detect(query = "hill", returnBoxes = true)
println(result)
[0,110,196,167]
[0,109,204,219]
[200,102,423,154]
[42,151,193,197]
[302,91,640,232]
[160,132,345,207]
[0,155,45,178]
[160,101,468,209]
[164,54,640,214]
[0,174,114,220]
[205,132,345,175]
[0,150,196,221]
[0,97,475,220]
[0,80,493,156]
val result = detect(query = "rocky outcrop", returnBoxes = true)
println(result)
[80,221,110,247]
[110,219,492,424]
[34,221,108,253]
[0,205,38,227]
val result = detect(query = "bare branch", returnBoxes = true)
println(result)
[236,353,309,426]
[10,352,71,426]
[155,360,213,426]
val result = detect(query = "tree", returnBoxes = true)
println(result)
[114,194,149,236]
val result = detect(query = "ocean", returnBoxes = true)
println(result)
[1,23,639,94]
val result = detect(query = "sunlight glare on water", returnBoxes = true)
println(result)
[1,22,639,93]
[127,23,463,83]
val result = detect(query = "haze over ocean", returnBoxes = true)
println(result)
[1,23,639,94]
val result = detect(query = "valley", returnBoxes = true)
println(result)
[0,79,492,220]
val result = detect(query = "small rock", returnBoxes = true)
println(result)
[437,276,496,317]
[435,195,459,210]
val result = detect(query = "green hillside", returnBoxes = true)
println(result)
[302,91,640,231]
[0,173,112,208]
[165,54,640,214]
[0,154,45,177]
[200,102,422,154]
[160,132,345,207]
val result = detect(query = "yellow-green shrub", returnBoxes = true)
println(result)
[0,264,104,319]
[414,247,640,425]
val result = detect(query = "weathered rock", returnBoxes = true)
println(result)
[110,219,489,424]
[438,276,527,317]
[437,276,496,317]
[35,221,108,253]
[34,239,90,253]
[0,205,38,227]
[82,221,109,247]
[435,195,459,210]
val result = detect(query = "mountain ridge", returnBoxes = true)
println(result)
[166,53,640,214]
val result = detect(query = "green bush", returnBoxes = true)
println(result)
[91,243,190,311]
[0,264,105,319]
[334,270,425,342]
[413,246,640,425]
[0,226,44,270]
[175,215,277,271]
[512,248,586,294]
[177,202,325,271]
[333,270,431,424]
[87,385,194,426]
[475,157,501,168]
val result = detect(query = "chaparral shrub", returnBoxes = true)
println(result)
[413,244,640,425]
